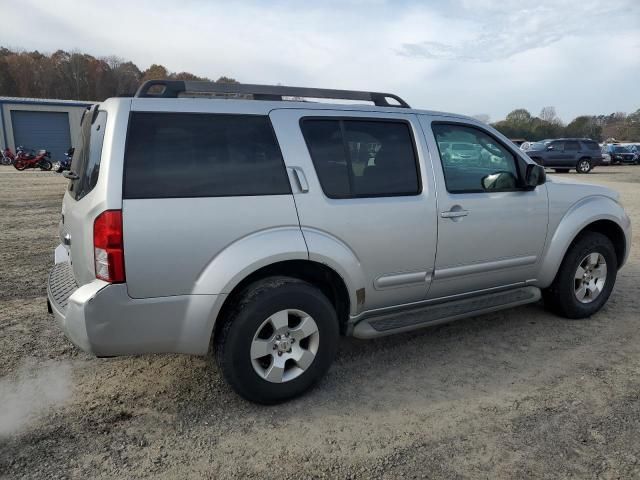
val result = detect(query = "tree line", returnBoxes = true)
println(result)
[1,47,638,142]
[480,106,640,142]
[0,47,237,101]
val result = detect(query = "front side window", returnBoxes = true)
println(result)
[300,118,420,198]
[123,113,290,199]
[432,123,521,193]
[549,141,564,152]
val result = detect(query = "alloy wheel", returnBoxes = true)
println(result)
[574,253,607,304]
[250,309,320,383]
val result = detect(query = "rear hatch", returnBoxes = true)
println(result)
[59,104,109,287]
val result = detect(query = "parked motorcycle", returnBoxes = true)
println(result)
[1,147,15,165]
[13,147,52,171]
[53,147,74,173]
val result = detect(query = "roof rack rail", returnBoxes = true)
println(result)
[134,80,411,108]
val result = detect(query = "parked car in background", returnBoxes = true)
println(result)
[48,81,631,403]
[603,144,637,165]
[525,138,603,173]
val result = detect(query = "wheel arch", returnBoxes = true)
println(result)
[537,196,630,287]
[213,259,352,342]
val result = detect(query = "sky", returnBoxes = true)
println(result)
[1,0,639,122]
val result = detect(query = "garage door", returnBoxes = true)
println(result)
[11,110,72,161]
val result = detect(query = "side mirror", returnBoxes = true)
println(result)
[525,163,546,188]
[481,171,518,191]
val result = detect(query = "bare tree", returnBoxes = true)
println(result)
[539,106,562,125]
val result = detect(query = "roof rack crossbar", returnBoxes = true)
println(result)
[134,80,410,108]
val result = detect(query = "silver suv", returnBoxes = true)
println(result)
[48,81,631,403]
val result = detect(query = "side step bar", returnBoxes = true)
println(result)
[352,286,541,339]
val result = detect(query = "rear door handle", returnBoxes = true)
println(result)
[441,210,469,218]
[289,167,309,193]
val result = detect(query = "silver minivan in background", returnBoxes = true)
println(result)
[48,81,631,403]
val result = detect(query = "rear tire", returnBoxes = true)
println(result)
[576,158,592,173]
[215,276,339,404]
[543,232,617,319]
[39,160,52,171]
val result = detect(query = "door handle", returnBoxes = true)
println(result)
[441,209,469,219]
[289,167,309,193]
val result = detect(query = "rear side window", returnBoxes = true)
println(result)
[300,118,420,198]
[584,141,600,151]
[123,113,290,199]
[69,109,107,200]
[564,141,580,151]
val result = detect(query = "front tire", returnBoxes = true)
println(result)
[543,232,617,319]
[215,276,339,404]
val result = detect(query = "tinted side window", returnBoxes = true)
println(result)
[69,109,107,200]
[300,119,420,198]
[124,113,290,199]
[565,141,580,151]
[584,141,600,151]
[550,141,564,151]
[432,123,520,193]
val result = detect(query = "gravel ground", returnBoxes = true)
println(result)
[0,166,639,479]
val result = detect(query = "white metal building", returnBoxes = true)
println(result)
[0,97,95,161]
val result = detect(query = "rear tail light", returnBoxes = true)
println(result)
[93,210,125,283]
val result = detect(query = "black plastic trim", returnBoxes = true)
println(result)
[134,80,410,108]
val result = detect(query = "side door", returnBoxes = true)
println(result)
[419,117,549,299]
[270,109,438,312]
[563,140,580,164]
[545,140,568,166]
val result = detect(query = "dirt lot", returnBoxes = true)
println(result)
[0,165,639,479]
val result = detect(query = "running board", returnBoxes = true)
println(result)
[352,286,541,339]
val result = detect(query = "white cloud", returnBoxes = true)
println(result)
[1,0,639,120]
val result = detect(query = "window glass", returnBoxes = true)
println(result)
[69,109,107,200]
[300,119,419,198]
[123,113,290,199]
[584,141,600,151]
[550,141,564,152]
[432,123,520,193]
[564,141,580,151]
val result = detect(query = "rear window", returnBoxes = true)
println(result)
[69,108,107,200]
[300,118,420,198]
[123,113,290,199]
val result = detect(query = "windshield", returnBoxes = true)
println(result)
[68,107,107,200]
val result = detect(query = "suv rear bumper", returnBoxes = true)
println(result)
[47,256,223,357]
